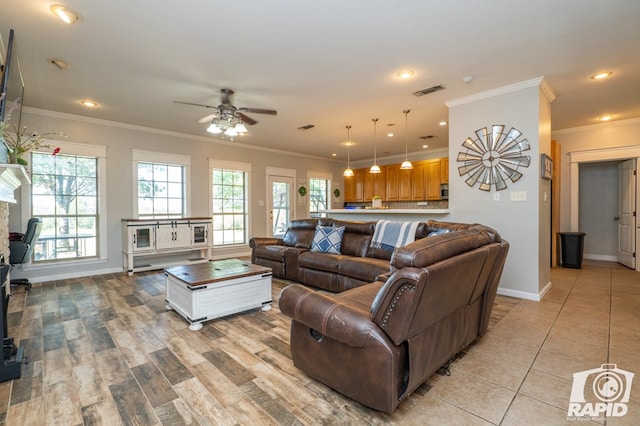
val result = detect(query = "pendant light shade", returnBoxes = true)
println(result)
[400,109,413,170]
[343,125,354,177]
[369,118,381,174]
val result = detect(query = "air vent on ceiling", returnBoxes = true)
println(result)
[419,135,436,140]
[413,84,445,97]
[297,124,315,130]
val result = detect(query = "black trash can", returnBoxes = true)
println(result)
[559,232,586,269]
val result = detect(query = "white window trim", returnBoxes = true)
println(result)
[21,140,108,263]
[209,159,252,246]
[132,149,191,218]
[308,171,334,211]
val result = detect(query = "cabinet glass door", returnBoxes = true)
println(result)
[193,225,207,244]
[134,228,152,250]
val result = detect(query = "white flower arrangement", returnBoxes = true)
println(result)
[0,93,64,164]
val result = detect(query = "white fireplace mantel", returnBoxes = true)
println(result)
[0,164,30,203]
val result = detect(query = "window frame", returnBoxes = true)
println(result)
[131,149,191,218]
[307,171,333,217]
[21,140,108,265]
[210,159,251,247]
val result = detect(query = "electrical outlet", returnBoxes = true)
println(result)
[510,191,527,201]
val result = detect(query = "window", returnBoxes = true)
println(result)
[132,150,191,218]
[309,176,331,217]
[211,161,249,246]
[31,151,99,262]
[137,162,185,218]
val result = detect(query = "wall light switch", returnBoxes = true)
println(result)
[493,192,500,201]
[510,191,527,201]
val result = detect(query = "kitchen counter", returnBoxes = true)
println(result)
[321,209,450,221]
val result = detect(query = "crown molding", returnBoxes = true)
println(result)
[445,77,549,107]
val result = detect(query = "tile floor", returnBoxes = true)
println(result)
[417,260,639,425]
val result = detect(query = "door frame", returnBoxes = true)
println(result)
[265,167,296,237]
[569,145,640,271]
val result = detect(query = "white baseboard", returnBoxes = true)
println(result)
[497,281,551,302]
[27,266,124,284]
[583,253,617,262]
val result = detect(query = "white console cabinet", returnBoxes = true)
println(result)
[122,217,213,275]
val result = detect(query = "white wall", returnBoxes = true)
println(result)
[446,79,552,300]
[552,118,640,232]
[11,108,345,282]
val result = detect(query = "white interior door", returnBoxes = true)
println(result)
[617,159,636,268]
[267,175,294,237]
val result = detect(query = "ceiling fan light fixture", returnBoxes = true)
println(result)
[235,122,248,134]
[50,4,80,24]
[207,123,222,134]
[224,127,238,137]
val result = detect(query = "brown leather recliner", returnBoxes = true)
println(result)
[279,227,509,413]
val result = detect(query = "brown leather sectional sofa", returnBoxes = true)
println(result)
[250,218,509,413]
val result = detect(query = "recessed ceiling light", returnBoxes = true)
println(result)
[422,144,429,149]
[81,100,98,107]
[331,153,337,157]
[50,5,80,24]
[387,133,394,137]
[439,121,448,126]
[598,114,613,121]
[591,71,613,80]
[397,70,414,79]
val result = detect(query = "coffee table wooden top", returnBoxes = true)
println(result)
[164,259,272,287]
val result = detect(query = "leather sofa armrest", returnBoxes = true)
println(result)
[279,284,377,347]
[370,267,427,345]
[249,237,284,249]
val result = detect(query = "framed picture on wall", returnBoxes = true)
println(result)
[541,154,553,180]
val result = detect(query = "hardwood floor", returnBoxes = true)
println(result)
[0,268,552,425]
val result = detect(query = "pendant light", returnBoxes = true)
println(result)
[343,125,354,177]
[400,109,413,170]
[369,118,381,173]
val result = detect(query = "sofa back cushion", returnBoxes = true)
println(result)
[319,219,375,257]
[390,229,496,272]
[283,219,318,248]
[368,222,429,260]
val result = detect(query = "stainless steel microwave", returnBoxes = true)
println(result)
[440,184,449,200]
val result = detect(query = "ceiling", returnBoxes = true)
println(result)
[1,1,639,162]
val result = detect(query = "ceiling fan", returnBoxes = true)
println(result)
[173,88,277,136]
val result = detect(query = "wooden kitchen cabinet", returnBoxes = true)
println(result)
[426,159,442,200]
[440,158,449,183]
[386,164,399,201]
[344,168,365,202]
[364,166,386,201]
[398,167,413,200]
[411,162,426,200]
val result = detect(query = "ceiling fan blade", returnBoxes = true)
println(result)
[173,100,217,109]
[238,107,277,115]
[236,112,258,125]
[197,112,218,124]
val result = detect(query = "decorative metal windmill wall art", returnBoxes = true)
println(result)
[457,125,531,191]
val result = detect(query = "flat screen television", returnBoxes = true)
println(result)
[0,29,25,133]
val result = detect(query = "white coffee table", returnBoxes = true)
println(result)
[165,259,272,331]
